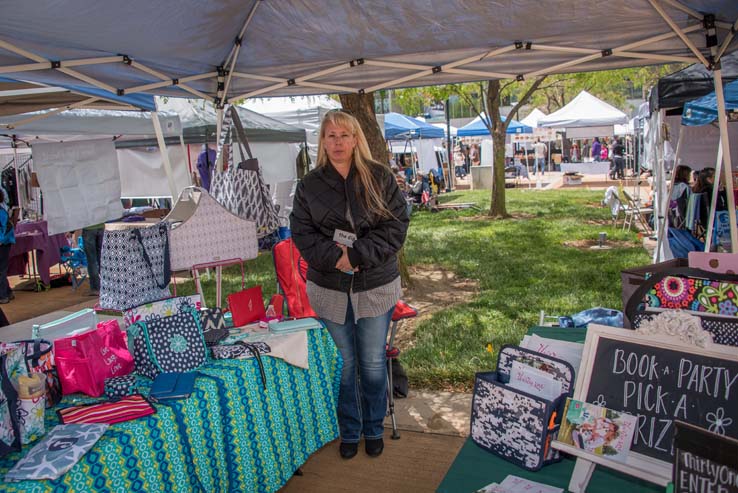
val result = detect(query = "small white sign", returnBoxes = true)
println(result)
[333,229,357,247]
[507,360,563,401]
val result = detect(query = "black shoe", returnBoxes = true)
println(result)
[339,442,358,459]
[365,438,384,457]
[8,292,14,300]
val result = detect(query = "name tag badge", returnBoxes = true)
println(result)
[333,229,357,247]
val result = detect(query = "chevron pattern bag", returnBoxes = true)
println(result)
[210,106,279,238]
[199,308,229,346]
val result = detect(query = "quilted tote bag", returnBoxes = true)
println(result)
[126,308,207,379]
[99,222,172,311]
[210,106,279,238]
[167,187,259,271]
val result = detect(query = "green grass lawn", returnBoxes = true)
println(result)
[402,189,650,390]
[184,188,650,392]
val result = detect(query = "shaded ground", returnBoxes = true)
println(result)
[396,265,479,351]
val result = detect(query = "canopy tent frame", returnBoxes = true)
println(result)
[2,2,735,105]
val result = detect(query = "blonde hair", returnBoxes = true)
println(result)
[317,110,392,218]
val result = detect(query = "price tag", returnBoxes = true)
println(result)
[333,229,356,247]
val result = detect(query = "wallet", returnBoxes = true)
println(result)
[149,372,196,402]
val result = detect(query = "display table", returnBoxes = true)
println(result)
[0,328,342,493]
[8,221,68,287]
[560,162,610,175]
[436,438,663,493]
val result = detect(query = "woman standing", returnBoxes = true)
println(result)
[290,110,410,459]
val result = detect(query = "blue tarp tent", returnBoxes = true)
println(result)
[682,80,738,126]
[457,114,533,136]
[384,112,445,140]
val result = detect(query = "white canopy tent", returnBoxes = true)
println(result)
[537,90,629,138]
[242,95,340,145]
[520,108,547,128]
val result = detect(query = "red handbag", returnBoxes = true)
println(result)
[227,286,266,327]
[54,320,134,397]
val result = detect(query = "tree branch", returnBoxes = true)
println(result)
[505,76,547,132]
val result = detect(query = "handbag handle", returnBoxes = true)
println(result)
[238,342,267,389]
[624,266,738,322]
[228,107,275,224]
[130,224,171,290]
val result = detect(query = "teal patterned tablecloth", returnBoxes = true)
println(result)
[0,328,341,493]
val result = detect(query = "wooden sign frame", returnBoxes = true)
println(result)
[552,317,738,493]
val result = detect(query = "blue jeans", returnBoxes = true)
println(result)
[82,228,104,291]
[533,158,545,175]
[322,301,393,443]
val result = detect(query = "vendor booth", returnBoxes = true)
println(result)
[384,112,445,178]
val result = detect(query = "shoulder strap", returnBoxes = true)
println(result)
[130,224,170,290]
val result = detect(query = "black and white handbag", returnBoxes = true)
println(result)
[199,308,229,346]
[470,345,575,471]
[210,106,279,238]
[99,223,171,311]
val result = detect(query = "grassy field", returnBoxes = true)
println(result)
[184,188,650,391]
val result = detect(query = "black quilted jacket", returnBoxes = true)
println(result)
[290,161,409,293]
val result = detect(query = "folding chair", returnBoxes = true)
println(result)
[59,237,88,291]
[621,189,653,233]
[386,300,417,440]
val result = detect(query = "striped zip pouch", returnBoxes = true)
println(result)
[57,394,156,425]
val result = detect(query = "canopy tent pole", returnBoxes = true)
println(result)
[654,110,670,262]
[216,106,225,172]
[0,97,99,130]
[655,123,682,262]
[11,136,22,219]
[712,65,738,251]
[151,111,178,199]
[704,142,723,251]
[179,134,192,186]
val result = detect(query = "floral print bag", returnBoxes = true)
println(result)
[126,307,207,380]
[625,266,738,346]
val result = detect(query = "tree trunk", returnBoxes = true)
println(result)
[340,92,412,287]
[339,93,388,164]
[487,80,508,218]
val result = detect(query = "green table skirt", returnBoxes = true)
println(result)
[437,437,664,493]
[1,328,342,493]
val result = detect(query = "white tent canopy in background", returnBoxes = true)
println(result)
[538,91,629,138]
[520,108,547,128]
[0,108,190,198]
[431,123,458,136]
[243,96,340,145]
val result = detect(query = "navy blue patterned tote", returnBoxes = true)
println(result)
[99,223,172,311]
[126,308,207,379]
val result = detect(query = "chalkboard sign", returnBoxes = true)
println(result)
[584,337,738,463]
[674,421,738,493]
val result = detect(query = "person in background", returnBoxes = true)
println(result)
[469,143,480,166]
[600,138,609,161]
[533,138,547,176]
[693,167,727,236]
[571,142,580,162]
[582,139,591,161]
[0,188,15,304]
[591,137,601,161]
[82,223,104,296]
[669,164,692,229]
[196,144,217,192]
[290,110,410,460]
[611,138,625,179]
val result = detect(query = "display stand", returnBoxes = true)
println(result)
[190,258,244,308]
